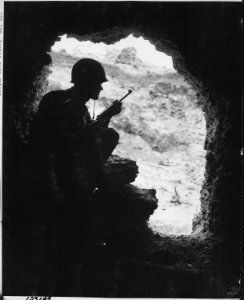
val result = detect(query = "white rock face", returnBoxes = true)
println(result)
[46,35,206,236]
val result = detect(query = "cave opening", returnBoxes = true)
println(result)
[43,33,207,236]
[4,2,241,296]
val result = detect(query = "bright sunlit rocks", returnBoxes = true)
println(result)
[47,34,206,235]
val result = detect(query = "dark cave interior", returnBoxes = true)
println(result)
[3,2,242,297]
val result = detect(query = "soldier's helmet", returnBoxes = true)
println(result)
[71,58,108,84]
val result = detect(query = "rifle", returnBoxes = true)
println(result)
[90,89,132,129]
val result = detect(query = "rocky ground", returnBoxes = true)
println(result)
[44,36,206,235]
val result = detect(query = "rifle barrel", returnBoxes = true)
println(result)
[96,90,132,120]
[118,89,132,103]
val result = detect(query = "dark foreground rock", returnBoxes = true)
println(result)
[104,155,139,185]
[5,155,159,296]
[91,184,158,251]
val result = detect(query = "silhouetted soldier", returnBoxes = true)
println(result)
[30,58,121,196]
[26,58,122,292]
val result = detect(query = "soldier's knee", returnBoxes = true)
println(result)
[101,128,119,160]
[105,128,119,144]
[109,128,120,144]
[111,128,119,141]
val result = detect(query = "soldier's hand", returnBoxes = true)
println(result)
[112,100,123,116]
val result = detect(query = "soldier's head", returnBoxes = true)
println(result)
[71,58,107,100]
